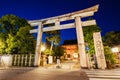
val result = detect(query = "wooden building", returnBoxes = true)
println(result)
[62,40,79,60]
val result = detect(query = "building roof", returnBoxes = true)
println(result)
[62,39,77,45]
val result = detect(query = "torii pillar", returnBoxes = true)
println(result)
[34,22,43,66]
[75,16,87,68]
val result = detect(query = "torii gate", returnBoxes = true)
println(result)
[28,5,106,69]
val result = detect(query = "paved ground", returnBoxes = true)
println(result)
[0,61,120,80]
[0,67,88,80]
[0,61,89,80]
[85,69,120,80]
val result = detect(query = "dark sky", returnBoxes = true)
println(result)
[0,0,120,44]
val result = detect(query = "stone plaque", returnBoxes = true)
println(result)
[93,32,106,69]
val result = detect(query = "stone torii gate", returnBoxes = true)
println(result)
[28,5,106,69]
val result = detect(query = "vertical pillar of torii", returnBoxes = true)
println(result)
[34,22,43,66]
[75,16,87,68]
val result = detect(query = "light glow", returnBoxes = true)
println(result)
[41,45,45,52]
[111,47,119,53]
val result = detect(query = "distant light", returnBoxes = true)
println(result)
[41,46,45,51]
[73,53,78,58]
[111,47,119,53]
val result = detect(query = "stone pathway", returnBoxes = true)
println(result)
[47,60,78,69]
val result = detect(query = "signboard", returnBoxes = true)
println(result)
[93,32,106,69]
[48,56,53,64]
[86,46,90,51]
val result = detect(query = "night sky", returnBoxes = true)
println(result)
[0,0,120,44]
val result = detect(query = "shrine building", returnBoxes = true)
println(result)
[62,39,79,60]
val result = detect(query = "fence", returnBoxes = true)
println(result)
[0,54,58,67]
[12,54,35,67]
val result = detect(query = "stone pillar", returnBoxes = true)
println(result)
[34,22,43,66]
[93,32,106,69]
[75,16,87,68]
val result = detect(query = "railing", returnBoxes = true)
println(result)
[12,54,35,67]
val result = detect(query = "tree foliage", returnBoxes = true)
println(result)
[45,30,61,46]
[0,34,6,53]
[44,25,61,55]
[44,23,61,47]
[83,25,101,55]
[0,14,35,54]
[44,48,54,56]
[104,31,120,47]
[104,46,116,65]
[53,46,65,58]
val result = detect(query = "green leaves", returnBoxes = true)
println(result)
[44,49,54,56]
[45,30,61,45]
[0,14,35,54]
[16,26,35,54]
[104,31,120,46]
[45,30,61,56]
[53,46,65,57]
[83,25,101,55]
[0,37,6,54]
[104,46,116,65]
[6,34,17,54]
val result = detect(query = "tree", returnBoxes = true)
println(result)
[53,46,65,58]
[104,46,116,68]
[0,14,35,54]
[16,26,36,54]
[45,31,61,47]
[0,33,6,54]
[103,31,120,68]
[83,25,101,55]
[45,31,61,57]
[0,14,28,35]
[44,49,54,56]
[43,23,62,59]
[44,23,61,54]
[6,34,17,54]
[45,30,61,56]
[104,31,120,47]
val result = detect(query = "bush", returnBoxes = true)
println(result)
[104,46,116,69]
